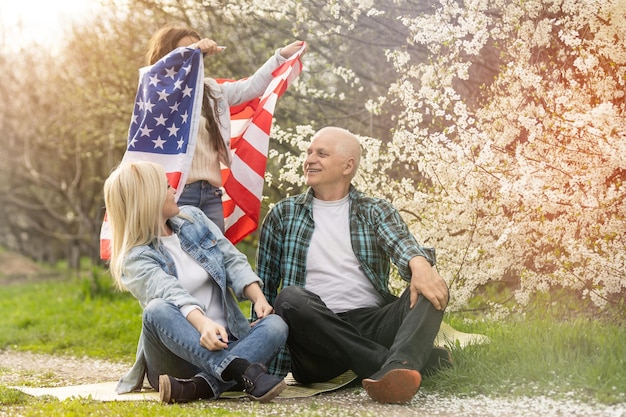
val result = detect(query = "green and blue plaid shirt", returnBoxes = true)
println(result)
[255,185,436,377]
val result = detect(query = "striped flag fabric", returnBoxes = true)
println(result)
[221,44,304,244]
[100,43,304,259]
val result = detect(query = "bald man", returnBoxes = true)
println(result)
[254,127,450,403]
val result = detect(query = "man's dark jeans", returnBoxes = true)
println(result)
[274,285,444,383]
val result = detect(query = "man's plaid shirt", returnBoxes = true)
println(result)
[254,186,436,377]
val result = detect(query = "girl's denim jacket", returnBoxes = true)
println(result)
[116,205,261,393]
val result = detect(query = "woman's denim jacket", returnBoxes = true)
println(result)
[116,206,261,394]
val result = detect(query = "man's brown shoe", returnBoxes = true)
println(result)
[362,362,422,403]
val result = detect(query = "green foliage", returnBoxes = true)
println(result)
[425,314,626,405]
[78,264,120,301]
[0,397,247,416]
[0,386,31,406]
[0,278,141,362]
[458,281,625,321]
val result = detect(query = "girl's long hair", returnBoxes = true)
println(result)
[103,161,168,289]
[145,24,227,162]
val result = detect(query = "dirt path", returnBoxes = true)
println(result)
[1,349,624,417]
[0,349,129,387]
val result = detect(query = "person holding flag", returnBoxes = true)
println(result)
[100,26,306,260]
[100,25,305,260]
[144,25,305,232]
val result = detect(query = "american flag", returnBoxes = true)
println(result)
[122,45,204,198]
[221,45,304,244]
[100,43,305,259]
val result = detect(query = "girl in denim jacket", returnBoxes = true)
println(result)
[104,161,287,403]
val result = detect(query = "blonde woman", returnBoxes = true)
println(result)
[104,161,287,404]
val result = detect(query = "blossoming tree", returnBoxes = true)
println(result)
[8,0,622,313]
[386,0,625,313]
[260,0,626,314]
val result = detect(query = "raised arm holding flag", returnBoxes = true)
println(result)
[100,25,305,259]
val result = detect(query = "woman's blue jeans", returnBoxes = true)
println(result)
[141,299,287,397]
[274,286,444,383]
[178,181,225,232]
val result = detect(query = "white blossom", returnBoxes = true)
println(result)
[270,0,626,314]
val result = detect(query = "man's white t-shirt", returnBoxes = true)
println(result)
[161,233,227,328]
[305,195,383,313]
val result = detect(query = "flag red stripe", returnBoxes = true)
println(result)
[222,196,236,218]
[230,102,258,119]
[223,177,261,222]
[225,216,258,245]
[166,172,182,190]
[232,139,268,177]
[248,106,274,135]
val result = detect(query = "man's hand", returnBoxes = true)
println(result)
[408,256,449,310]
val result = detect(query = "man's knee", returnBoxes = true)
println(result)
[274,286,326,325]
[274,285,308,316]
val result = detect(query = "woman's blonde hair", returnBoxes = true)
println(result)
[103,161,168,289]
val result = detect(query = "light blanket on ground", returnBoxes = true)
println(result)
[14,324,488,402]
[15,372,357,402]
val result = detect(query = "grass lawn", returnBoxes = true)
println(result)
[0,265,624,416]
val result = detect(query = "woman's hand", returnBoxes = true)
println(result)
[252,298,274,321]
[198,319,229,351]
[280,40,306,58]
[193,38,225,56]
[244,282,274,325]
[187,309,228,350]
